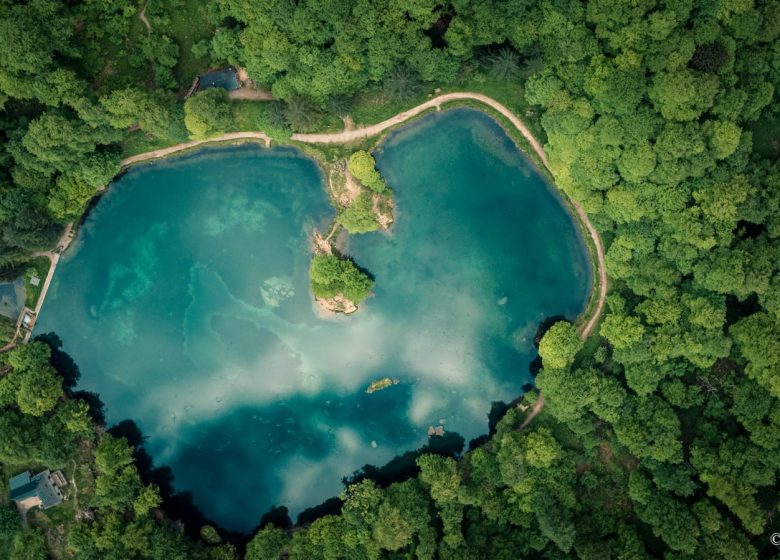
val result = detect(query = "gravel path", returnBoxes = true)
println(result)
[139,4,151,34]
[228,88,275,101]
[120,132,272,167]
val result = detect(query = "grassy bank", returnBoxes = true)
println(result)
[166,0,214,90]
[24,257,51,309]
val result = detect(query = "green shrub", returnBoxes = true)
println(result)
[382,65,422,103]
[0,505,21,539]
[310,255,373,303]
[337,193,380,233]
[347,151,386,193]
[184,88,233,139]
[538,321,583,370]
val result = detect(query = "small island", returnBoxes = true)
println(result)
[365,377,399,394]
[336,150,395,233]
[309,254,373,314]
[325,150,395,235]
[310,150,392,314]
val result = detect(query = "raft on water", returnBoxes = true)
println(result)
[365,377,399,394]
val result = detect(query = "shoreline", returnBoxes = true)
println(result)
[116,93,606,342]
[6,93,607,360]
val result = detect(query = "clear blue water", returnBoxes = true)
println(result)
[35,109,590,532]
[198,69,240,91]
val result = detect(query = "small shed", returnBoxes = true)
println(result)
[9,470,64,510]
[21,311,34,327]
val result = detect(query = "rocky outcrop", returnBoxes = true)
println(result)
[315,294,357,314]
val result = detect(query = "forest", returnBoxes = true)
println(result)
[1,0,780,558]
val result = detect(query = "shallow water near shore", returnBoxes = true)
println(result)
[36,108,590,532]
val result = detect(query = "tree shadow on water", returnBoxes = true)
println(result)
[35,332,81,390]
[528,315,568,376]
[296,498,343,527]
[468,400,511,451]
[533,315,568,346]
[287,431,465,529]
[35,331,107,424]
[107,418,234,541]
[70,390,106,425]
[258,506,292,530]
[341,431,465,490]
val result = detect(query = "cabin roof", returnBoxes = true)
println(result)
[9,470,63,509]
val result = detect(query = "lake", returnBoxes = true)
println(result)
[35,108,590,532]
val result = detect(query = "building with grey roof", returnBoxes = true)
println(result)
[9,470,65,510]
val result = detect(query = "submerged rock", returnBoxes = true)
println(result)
[260,276,295,307]
[365,377,399,394]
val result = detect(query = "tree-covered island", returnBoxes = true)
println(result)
[309,254,373,314]
[308,149,393,314]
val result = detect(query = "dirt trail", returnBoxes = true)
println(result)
[139,5,151,34]
[520,395,545,430]
[120,132,272,167]
[0,337,17,353]
[291,93,548,157]
[228,88,275,101]
[289,92,606,340]
[577,212,607,339]
[69,459,79,516]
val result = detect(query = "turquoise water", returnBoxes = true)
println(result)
[36,109,590,532]
[199,69,240,91]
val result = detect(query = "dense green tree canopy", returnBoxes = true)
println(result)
[309,254,374,304]
[0,0,779,558]
[347,151,386,193]
[3,342,63,416]
[538,321,582,369]
[184,89,234,139]
[336,193,380,233]
[246,525,289,560]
